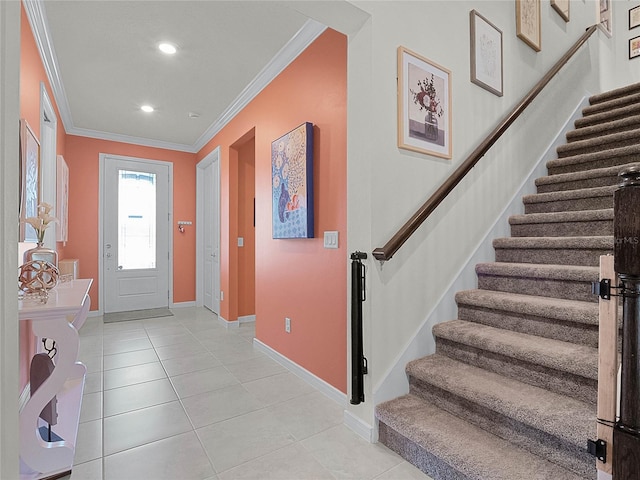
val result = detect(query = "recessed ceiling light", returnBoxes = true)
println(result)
[158,42,177,55]
[141,105,154,113]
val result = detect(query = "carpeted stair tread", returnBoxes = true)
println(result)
[557,127,640,158]
[582,91,640,116]
[433,320,597,380]
[587,81,640,105]
[455,289,598,326]
[476,262,598,282]
[535,163,639,193]
[493,235,613,250]
[574,102,640,129]
[376,394,586,480]
[509,208,613,225]
[523,185,615,205]
[567,114,640,142]
[406,354,596,449]
[546,144,640,175]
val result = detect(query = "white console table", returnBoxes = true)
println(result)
[18,279,93,480]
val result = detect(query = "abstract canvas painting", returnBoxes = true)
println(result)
[272,122,314,239]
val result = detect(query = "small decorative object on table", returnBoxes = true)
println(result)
[22,202,58,267]
[18,260,59,302]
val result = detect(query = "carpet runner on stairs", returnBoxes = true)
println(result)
[375,81,640,479]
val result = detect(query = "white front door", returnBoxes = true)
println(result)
[102,156,171,313]
[197,149,220,314]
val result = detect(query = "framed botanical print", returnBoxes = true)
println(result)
[470,10,504,97]
[397,46,452,159]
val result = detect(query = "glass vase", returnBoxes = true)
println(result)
[24,243,58,268]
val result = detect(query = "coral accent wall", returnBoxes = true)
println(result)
[63,136,197,310]
[197,29,348,392]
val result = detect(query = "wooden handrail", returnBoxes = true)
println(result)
[373,25,598,262]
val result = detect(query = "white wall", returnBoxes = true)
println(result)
[345,0,639,430]
[0,1,21,477]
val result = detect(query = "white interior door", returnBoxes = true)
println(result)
[197,150,220,314]
[103,156,170,313]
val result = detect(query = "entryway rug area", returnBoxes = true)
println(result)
[104,308,174,323]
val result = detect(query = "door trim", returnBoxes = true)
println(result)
[98,153,174,315]
[196,147,221,311]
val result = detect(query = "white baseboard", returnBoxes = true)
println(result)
[218,315,239,329]
[253,338,347,407]
[344,409,376,443]
[597,471,613,480]
[171,301,196,308]
[238,315,256,324]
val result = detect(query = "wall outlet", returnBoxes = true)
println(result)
[220,291,224,301]
[285,317,291,333]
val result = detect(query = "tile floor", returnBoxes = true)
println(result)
[61,307,432,480]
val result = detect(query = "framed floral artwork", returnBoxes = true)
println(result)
[470,10,503,97]
[630,36,640,60]
[516,0,541,52]
[630,5,640,30]
[19,119,40,243]
[397,46,452,159]
[271,122,314,239]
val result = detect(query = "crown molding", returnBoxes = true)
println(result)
[192,18,327,152]
[25,1,326,153]
[23,0,74,133]
[68,126,197,153]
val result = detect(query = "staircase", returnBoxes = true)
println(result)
[376,82,640,479]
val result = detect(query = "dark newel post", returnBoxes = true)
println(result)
[350,251,367,405]
[613,166,640,479]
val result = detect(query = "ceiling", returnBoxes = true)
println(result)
[25,0,345,153]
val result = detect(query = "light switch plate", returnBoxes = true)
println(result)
[323,231,338,249]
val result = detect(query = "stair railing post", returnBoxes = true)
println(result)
[613,166,640,478]
[350,251,367,405]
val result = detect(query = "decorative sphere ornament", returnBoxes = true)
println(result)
[18,260,59,293]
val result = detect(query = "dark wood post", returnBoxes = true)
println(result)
[613,166,640,479]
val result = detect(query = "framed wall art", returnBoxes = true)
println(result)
[397,46,452,159]
[551,0,570,22]
[599,0,613,37]
[271,122,314,239]
[470,10,503,97]
[19,119,40,243]
[630,36,640,60]
[516,0,541,52]
[630,5,640,30]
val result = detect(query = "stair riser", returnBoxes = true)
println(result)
[510,220,612,237]
[378,423,465,480]
[557,136,640,158]
[524,196,612,214]
[548,153,640,175]
[567,118,640,143]
[583,93,640,115]
[408,382,596,479]
[456,305,598,347]
[494,247,611,266]
[477,274,597,304]
[537,175,618,193]
[435,339,597,404]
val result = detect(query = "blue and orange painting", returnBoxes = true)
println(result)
[271,122,314,239]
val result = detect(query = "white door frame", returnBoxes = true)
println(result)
[0,1,21,476]
[98,153,174,315]
[196,147,221,311]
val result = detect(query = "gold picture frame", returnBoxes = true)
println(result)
[516,0,541,52]
[397,46,452,159]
